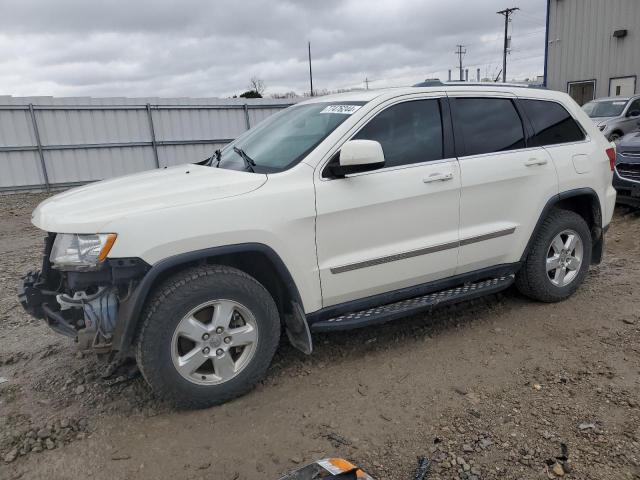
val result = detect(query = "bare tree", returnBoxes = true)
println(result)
[248,77,266,96]
[271,91,298,99]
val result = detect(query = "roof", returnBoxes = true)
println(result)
[298,84,562,105]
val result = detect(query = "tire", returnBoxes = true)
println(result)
[135,265,280,409]
[516,208,592,303]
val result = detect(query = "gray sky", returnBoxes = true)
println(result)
[0,0,548,98]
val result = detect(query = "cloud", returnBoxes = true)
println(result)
[0,0,547,98]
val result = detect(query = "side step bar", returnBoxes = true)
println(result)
[310,275,515,332]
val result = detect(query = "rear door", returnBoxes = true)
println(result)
[449,93,558,273]
[314,96,461,307]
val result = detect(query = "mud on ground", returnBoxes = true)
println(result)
[1,193,639,480]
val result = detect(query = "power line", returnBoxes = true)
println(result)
[455,44,467,81]
[517,11,546,25]
[497,7,519,82]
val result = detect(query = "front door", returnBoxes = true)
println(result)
[314,97,461,307]
[621,97,640,135]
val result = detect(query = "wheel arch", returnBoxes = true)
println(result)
[113,243,306,357]
[608,129,624,141]
[521,188,604,265]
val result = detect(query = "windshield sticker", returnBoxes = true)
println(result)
[612,101,626,105]
[320,105,362,115]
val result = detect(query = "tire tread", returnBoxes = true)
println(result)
[135,264,280,409]
[516,208,592,303]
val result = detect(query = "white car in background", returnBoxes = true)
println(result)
[582,95,640,142]
[20,85,616,408]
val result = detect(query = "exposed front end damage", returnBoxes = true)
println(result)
[18,234,149,358]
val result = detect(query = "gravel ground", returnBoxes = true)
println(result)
[0,193,639,480]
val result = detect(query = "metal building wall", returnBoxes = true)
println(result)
[546,0,640,99]
[0,96,297,192]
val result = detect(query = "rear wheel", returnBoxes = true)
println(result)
[516,209,592,302]
[136,265,280,409]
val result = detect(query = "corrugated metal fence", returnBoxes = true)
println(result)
[0,96,297,192]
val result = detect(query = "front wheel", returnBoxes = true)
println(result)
[136,265,280,409]
[516,209,592,302]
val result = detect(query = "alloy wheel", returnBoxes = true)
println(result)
[171,299,258,385]
[546,229,584,287]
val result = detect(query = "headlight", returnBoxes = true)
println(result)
[50,233,117,271]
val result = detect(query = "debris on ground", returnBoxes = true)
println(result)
[1,194,639,479]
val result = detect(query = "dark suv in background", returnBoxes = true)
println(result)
[614,132,640,207]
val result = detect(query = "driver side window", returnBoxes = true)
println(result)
[353,99,444,168]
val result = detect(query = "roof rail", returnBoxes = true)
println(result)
[412,79,546,90]
[412,79,444,87]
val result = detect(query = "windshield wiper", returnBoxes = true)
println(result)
[233,146,256,173]
[205,149,221,167]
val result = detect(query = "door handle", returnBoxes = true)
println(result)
[524,158,548,167]
[423,172,453,183]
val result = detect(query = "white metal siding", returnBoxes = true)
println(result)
[0,152,44,189]
[546,0,640,98]
[0,96,298,192]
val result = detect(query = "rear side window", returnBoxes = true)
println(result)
[520,99,585,146]
[453,98,525,156]
[353,99,443,167]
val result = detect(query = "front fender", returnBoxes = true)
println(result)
[111,243,305,357]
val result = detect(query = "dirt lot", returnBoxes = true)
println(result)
[0,193,639,480]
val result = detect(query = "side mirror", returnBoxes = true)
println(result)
[627,110,640,118]
[325,140,385,178]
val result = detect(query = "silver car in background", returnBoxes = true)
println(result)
[582,95,640,142]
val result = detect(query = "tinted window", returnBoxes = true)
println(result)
[353,100,443,167]
[454,98,525,156]
[521,99,585,146]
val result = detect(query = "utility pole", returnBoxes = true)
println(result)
[308,41,314,97]
[364,77,370,90]
[455,44,466,81]
[497,7,519,83]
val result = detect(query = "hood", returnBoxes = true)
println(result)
[32,164,267,233]
[590,116,617,127]
[617,133,640,162]
[618,132,640,149]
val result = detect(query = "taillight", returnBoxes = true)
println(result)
[606,147,616,171]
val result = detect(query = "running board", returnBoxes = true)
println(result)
[310,275,515,332]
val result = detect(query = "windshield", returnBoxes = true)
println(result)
[582,99,628,118]
[215,102,366,173]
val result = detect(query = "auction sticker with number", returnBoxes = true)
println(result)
[320,105,362,115]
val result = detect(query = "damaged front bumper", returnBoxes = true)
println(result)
[18,269,77,337]
[18,234,149,355]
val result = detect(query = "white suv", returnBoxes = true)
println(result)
[19,86,617,408]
